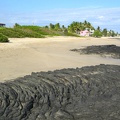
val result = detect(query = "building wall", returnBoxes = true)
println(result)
[0,23,5,27]
[80,30,90,36]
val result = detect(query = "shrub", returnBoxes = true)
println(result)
[92,30,102,38]
[0,33,9,42]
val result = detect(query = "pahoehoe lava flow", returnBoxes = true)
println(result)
[71,45,120,59]
[0,64,120,120]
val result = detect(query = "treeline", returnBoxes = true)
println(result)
[0,20,119,42]
[45,20,119,37]
[44,21,94,33]
[66,21,118,37]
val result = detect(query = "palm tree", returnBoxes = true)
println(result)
[97,26,101,31]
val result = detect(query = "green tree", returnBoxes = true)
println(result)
[97,26,101,31]
[107,30,116,37]
[84,20,87,26]
[54,23,60,31]
[111,30,116,37]
[14,23,21,28]
[49,23,55,29]
[93,30,102,37]
[102,28,107,37]
[44,25,48,28]
[62,25,66,32]
[68,21,94,33]
[62,25,65,29]
[68,24,74,33]
[87,22,94,30]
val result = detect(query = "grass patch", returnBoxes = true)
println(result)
[0,25,80,38]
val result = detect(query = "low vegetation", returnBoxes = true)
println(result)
[0,33,9,42]
[0,26,45,38]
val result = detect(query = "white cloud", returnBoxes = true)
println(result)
[98,16,104,20]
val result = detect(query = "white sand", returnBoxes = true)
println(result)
[0,36,120,82]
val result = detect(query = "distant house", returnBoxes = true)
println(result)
[0,23,5,27]
[89,29,94,36]
[80,30,90,36]
[80,29,94,36]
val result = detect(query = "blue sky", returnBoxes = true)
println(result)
[0,0,120,32]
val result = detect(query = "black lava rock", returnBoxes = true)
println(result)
[71,45,120,59]
[0,64,120,120]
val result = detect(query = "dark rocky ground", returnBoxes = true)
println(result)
[71,45,120,59]
[0,64,120,120]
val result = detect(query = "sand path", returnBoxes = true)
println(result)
[0,36,120,82]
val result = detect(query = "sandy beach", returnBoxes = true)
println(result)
[0,36,120,82]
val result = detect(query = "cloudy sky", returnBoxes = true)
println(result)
[0,0,120,32]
